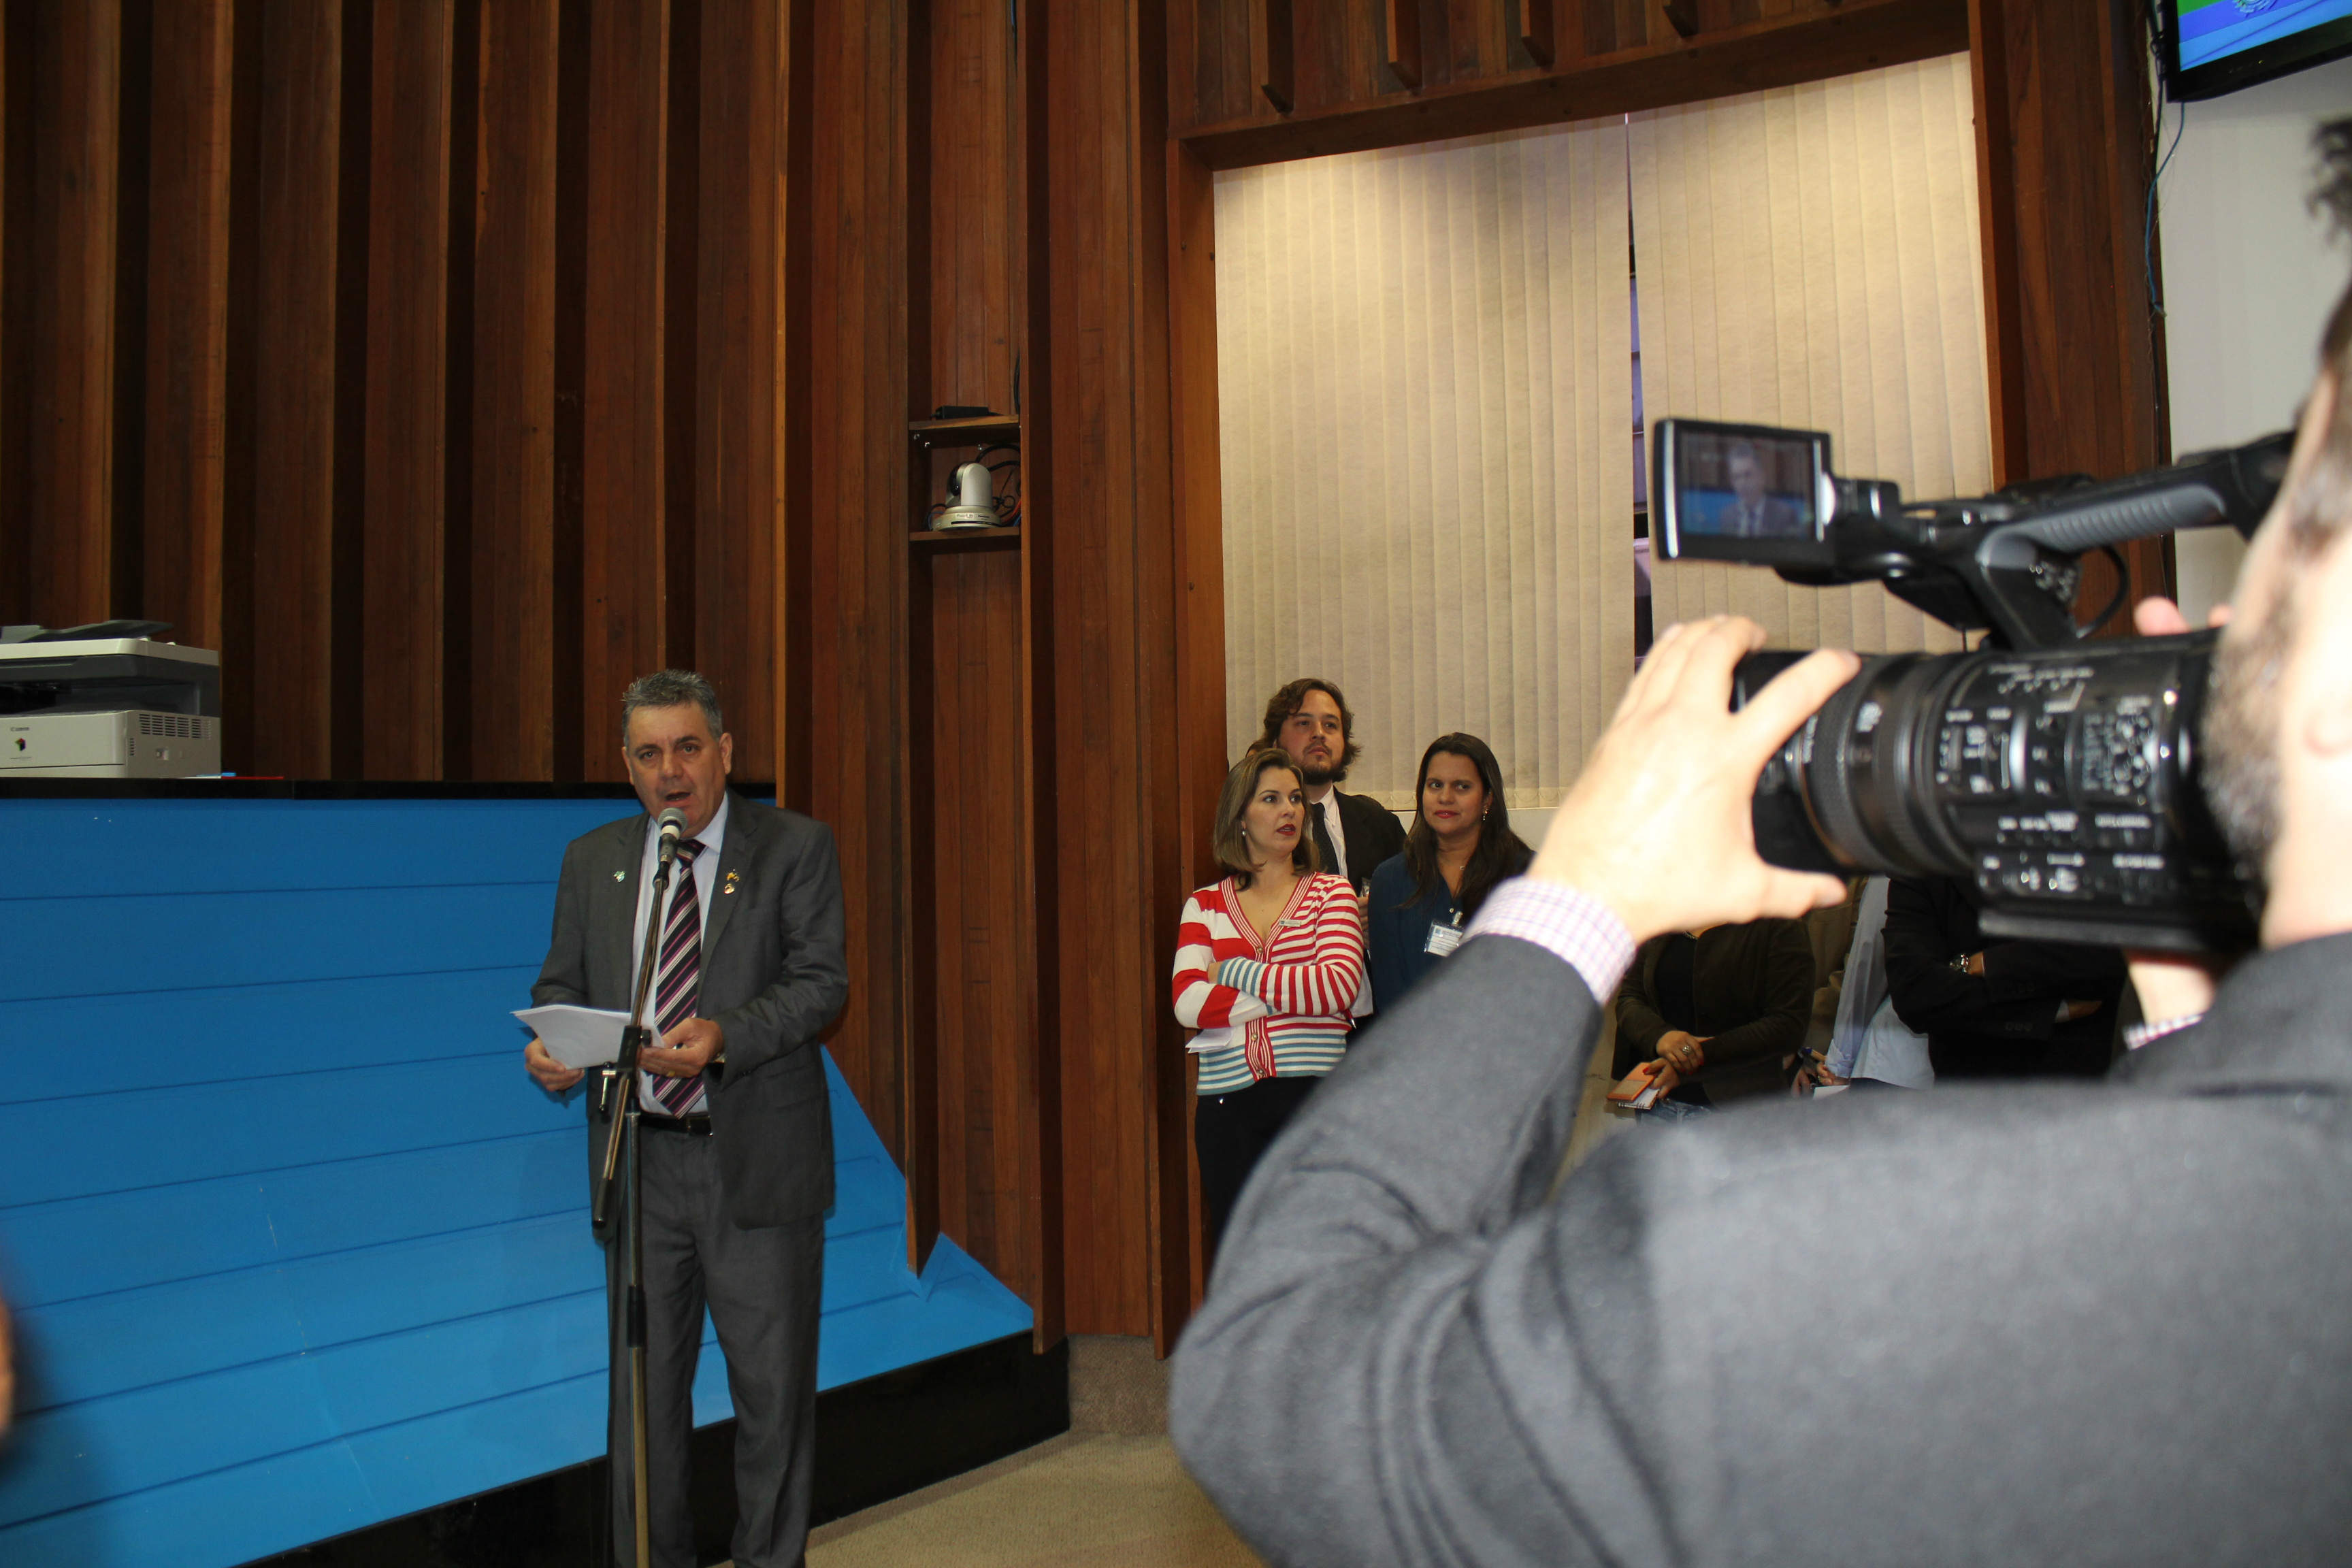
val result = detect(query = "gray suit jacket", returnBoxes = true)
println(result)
[532,792,849,1228]
[1173,926,2352,1565]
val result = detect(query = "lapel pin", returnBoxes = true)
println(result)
[612,870,626,882]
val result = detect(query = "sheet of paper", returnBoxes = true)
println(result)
[1186,1025,1238,1057]
[513,1004,663,1069]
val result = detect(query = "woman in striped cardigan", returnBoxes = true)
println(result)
[1175,747,1367,1258]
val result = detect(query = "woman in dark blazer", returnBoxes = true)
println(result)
[1614,916,1816,1114]
[1365,733,1533,1012]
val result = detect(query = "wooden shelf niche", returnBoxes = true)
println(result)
[900,0,1058,1348]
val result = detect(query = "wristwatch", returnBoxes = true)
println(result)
[1949,952,1972,975]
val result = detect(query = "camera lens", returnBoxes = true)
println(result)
[1733,632,2255,951]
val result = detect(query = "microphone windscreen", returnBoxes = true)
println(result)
[657,806,688,836]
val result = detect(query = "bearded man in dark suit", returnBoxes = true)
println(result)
[525,670,846,1568]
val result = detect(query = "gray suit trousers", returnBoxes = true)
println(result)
[608,1126,824,1568]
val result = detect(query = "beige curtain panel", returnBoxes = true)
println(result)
[1631,52,1987,655]
[1215,119,1637,810]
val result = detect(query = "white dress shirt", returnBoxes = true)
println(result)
[1311,791,1377,1019]
[627,794,730,1113]
[1311,791,1350,883]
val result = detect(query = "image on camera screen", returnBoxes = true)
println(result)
[1677,430,1818,540]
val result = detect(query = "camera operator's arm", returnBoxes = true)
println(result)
[2119,595,2231,1026]
[1173,619,1853,1567]
[1687,919,1814,1085]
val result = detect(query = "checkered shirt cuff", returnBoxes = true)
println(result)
[1466,875,1637,1004]
[2125,1012,2206,1051]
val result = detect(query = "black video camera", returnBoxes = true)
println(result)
[1650,418,2292,952]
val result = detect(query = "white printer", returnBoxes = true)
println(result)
[0,621,223,778]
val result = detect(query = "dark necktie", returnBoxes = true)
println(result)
[651,839,707,1115]
[1311,800,1343,887]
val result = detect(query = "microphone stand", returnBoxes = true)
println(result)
[593,843,674,1568]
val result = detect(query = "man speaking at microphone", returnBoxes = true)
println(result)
[525,670,847,1568]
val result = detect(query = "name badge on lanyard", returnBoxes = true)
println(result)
[1424,916,1464,958]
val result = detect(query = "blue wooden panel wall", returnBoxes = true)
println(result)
[0,799,1030,1568]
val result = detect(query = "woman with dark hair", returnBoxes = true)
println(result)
[1173,747,1366,1258]
[1364,733,1534,1011]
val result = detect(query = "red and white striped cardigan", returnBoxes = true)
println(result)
[1173,872,1365,1094]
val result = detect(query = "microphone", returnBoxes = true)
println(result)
[656,806,688,866]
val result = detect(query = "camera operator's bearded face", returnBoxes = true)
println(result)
[2204,372,2352,917]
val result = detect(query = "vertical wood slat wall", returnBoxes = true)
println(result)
[0,0,787,783]
[0,0,2176,1359]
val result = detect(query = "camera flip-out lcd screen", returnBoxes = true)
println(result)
[1654,419,1832,568]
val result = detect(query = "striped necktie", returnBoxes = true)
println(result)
[650,838,708,1115]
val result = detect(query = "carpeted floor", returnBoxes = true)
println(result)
[805,1431,1261,1567]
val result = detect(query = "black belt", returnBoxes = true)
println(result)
[640,1111,713,1136]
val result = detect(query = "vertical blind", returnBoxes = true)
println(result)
[1215,119,1636,808]
[1631,53,1987,653]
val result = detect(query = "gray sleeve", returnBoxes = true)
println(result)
[1171,934,1663,1567]
[710,817,849,1075]
[531,839,593,1008]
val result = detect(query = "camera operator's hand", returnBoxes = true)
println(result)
[1531,615,1856,943]
[2114,595,2234,1025]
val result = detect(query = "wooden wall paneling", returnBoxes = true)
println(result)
[1041,0,1184,1342]
[926,0,1016,416]
[1018,0,1066,1349]
[1175,0,1254,131]
[1439,0,1499,85]
[779,0,814,813]
[0,4,26,630]
[1164,136,1222,1324]
[248,0,353,779]
[1968,0,2027,490]
[110,0,149,623]
[1518,0,1556,66]
[214,10,262,776]
[140,0,233,659]
[904,530,941,1273]
[902,0,940,1275]
[805,0,910,1161]
[1177,0,1967,169]
[441,0,480,779]
[695,0,781,783]
[1973,0,2171,632]
[328,0,371,776]
[551,0,589,779]
[662,0,698,674]
[28,0,122,628]
[581,0,670,776]
[1387,0,1423,89]
[361,0,455,779]
[1254,0,1292,112]
[924,545,1036,1296]
[1128,0,1191,1360]
[913,0,1041,1305]
[471,0,559,780]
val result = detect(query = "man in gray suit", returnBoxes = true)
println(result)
[1173,137,2352,1566]
[525,670,847,1568]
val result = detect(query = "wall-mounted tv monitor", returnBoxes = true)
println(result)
[2164,0,2352,101]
